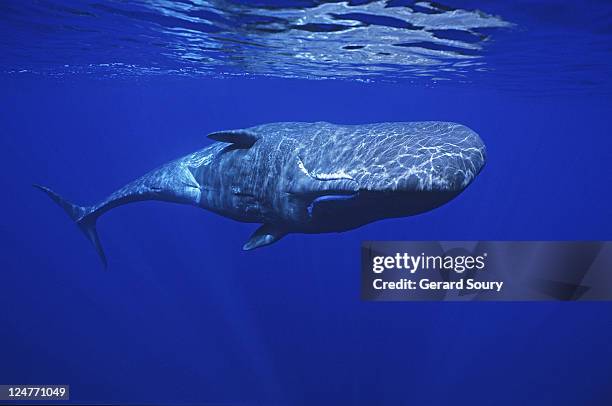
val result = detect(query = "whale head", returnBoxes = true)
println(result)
[292,122,487,231]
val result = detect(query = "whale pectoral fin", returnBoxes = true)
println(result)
[243,224,287,251]
[207,129,260,148]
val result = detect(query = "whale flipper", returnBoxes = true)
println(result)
[33,184,107,268]
[207,129,260,148]
[242,224,287,251]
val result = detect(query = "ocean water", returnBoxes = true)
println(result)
[1,1,611,405]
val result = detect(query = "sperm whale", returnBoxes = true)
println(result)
[36,121,486,267]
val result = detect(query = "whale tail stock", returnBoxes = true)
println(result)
[33,184,107,268]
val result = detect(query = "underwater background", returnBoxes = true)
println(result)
[1,1,612,405]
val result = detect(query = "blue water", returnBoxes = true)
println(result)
[1,1,612,405]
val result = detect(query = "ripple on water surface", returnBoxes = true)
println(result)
[0,0,511,81]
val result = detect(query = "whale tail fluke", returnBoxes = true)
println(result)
[33,184,107,268]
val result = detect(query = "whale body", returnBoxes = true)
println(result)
[36,121,486,266]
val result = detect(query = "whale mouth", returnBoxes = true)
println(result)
[302,189,462,232]
[306,193,359,219]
